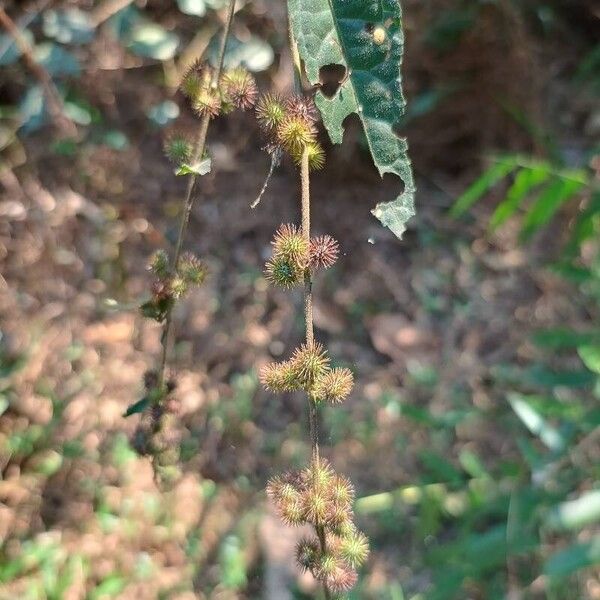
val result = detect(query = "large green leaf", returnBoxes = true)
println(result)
[288,0,415,239]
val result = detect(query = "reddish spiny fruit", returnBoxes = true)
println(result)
[310,235,339,270]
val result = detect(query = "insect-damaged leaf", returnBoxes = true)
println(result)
[288,0,415,239]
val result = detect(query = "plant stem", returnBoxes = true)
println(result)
[300,146,331,600]
[156,0,237,395]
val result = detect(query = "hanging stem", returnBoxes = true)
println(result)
[156,0,237,395]
[300,146,331,600]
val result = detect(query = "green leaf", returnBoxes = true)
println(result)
[566,192,600,255]
[490,165,551,230]
[508,393,566,453]
[578,345,600,375]
[288,0,415,239]
[147,100,180,126]
[128,22,180,61]
[532,328,600,350]
[545,490,600,532]
[219,35,274,73]
[544,537,600,578]
[123,396,150,417]
[177,0,208,16]
[175,157,212,176]
[450,156,518,217]
[89,573,126,599]
[520,176,585,240]
[42,9,94,45]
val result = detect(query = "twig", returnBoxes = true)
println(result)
[300,145,331,600]
[0,6,75,135]
[156,0,237,394]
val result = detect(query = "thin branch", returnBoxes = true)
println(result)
[156,0,237,394]
[300,145,331,600]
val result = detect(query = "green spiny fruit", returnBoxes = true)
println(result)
[178,252,207,287]
[276,114,316,154]
[314,367,354,404]
[256,93,288,131]
[290,343,330,388]
[220,67,258,110]
[264,255,303,289]
[272,223,309,267]
[338,530,370,568]
[291,140,326,171]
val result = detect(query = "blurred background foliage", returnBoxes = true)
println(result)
[0,0,598,599]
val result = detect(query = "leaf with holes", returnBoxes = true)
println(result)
[288,0,415,239]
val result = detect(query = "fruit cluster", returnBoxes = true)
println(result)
[267,458,369,593]
[140,250,207,323]
[132,370,183,488]
[256,93,325,169]
[264,223,339,290]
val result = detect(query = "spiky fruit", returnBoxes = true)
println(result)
[339,530,370,568]
[310,235,339,270]
[296,538,321,573]
[301,490,329,525]
[290,343,330,388]
[192,88,222,118]
[330,519,356,539]
[264,256,303,289]
[302,458,334,492]
[220,67,258,110]
[291,141,326,171]
[326,565,358,593]
[164,133,193,165]
[285,94,318,123]
[170,276,188,299]
[280,500,305,526]
[149,249,170,279]
[178,253,207,287]
[272,223,309,266]
[180,61,208,100]
[259,361,301,393]
[276,115,316,153]
[313,552,341,580]
[330,474,355,507]
[314,368,354,404]
[256,93,287,131]
[267,473,305,526]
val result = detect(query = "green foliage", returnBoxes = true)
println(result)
[288,0,415,239]
[451,155,591,242]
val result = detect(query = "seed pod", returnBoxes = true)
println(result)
[178,252,207,287]
[309,235,339,270]
[163,133,193,165]
[325,565,358,593]
[271,223,309,267]
[259,361,302,393]
[338,529,370,568]
[192,88,222,118]
[285,94,318,123]
[264,256,303,289]
[256,93,287,131]
[296,537,321,573]
[290,343,330,388]
[291,141,326,171]
[314,368,354,404]
[220,67,258,110]
[276,114,317,154]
